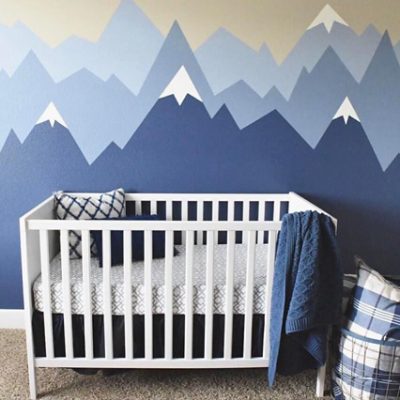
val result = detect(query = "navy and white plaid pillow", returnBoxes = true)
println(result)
[54,188,125,259]
[332,258,400,399]
[345,257,400,340]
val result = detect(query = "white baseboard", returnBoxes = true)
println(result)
[0,309,25,329]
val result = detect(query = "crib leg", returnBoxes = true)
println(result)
[28,362,37,400]
[315,364,326,397]
[25,325,37,399]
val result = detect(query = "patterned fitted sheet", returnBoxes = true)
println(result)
[33,244,271,315]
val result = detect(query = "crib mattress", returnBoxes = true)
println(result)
[33,244,270,315]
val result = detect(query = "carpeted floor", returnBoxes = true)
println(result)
[0,329,331,399]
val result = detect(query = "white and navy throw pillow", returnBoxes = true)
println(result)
[332,257,400,399]
[345,257,400,340]
[54,188,125,259]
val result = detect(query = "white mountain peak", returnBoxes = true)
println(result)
[36,102,68,128]
[308,4,348,33]
[333,97,360,124]
[160,66,202,105]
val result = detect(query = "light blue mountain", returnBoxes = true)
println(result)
[216,82,286,128]
[128,21,222,136]
[0,51,140,162]
[0,0,163,95]
[0,21,50,75]
[276,22,381,98]
[54,70,137,162]
[0,51,55,148]
[395,41,400,64]
[0,70,9,85]
[195,28,277,96]
[353,31,400,170]
[280,47,357,147]
[48,0,163,94]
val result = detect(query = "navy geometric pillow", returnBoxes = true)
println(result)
[54,188,125,259]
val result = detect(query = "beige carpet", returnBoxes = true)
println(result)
[0,329,331,399]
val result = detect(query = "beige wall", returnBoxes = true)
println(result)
[0,0,399,62]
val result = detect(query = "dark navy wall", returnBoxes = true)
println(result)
[1,96,400,308]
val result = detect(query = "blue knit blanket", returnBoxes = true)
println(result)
[268,211,342,386]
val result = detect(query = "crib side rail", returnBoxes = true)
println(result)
[29,219,280,368]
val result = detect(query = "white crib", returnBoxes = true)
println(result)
[20,192,336,399]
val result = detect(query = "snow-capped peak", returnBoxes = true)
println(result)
[308,4,348,33]
[160,66,202,105]
[36,102,68,128]
[333,97,360,124]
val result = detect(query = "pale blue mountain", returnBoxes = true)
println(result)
[195,28,277,96]
[48,0,163,94]
[0,21,49,75]
[276,22,380,98]
[353,31,400,170]
[326,24,381,81]
[54,69,137,162]
[0,0,163,95]
[280,46,357,147]
[0,51,55,149]
[395,41,400,64]
[263,86,287,114]
[127,21,221,136]
[215,81,286,128]
[0,70,9,85]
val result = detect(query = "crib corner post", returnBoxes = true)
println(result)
[315,363,326,398]
[315,325,331,398]
[20,218,38,400]
[27,352,37,400]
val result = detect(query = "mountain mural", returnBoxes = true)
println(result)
[1,2,399,167]
[1,0,400,308]
[0,0,163,94]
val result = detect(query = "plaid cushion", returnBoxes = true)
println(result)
[345,257,400,340]
[332,330,400,399]
[332,257,400,399]
[54,188,125,259]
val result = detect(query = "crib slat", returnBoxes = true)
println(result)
[144,230,153,360]
[164,231,174,360]
[184,230,194,359]
[60,230,73,359]
[102,230,113,359]
[196,201,204,245]
[81,230,93,359]
[136,201,142,216]
[242,201,250,244]
[263,230,277,359]
[257,202,266,244]
[227,201,234,222]
[205,231,214,359]
[123,230,133,359]
[212,201,219,244]
[244,231,256,359]
[150,201,157,215]
[166,201,173,220]
[273,201,281,221]
[181,201,188,245]
[40,230,54,359]
[224,230,235,359]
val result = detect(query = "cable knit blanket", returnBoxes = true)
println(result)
[268,211,342,386]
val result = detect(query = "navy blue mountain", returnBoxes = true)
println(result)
[1,96,399,308]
